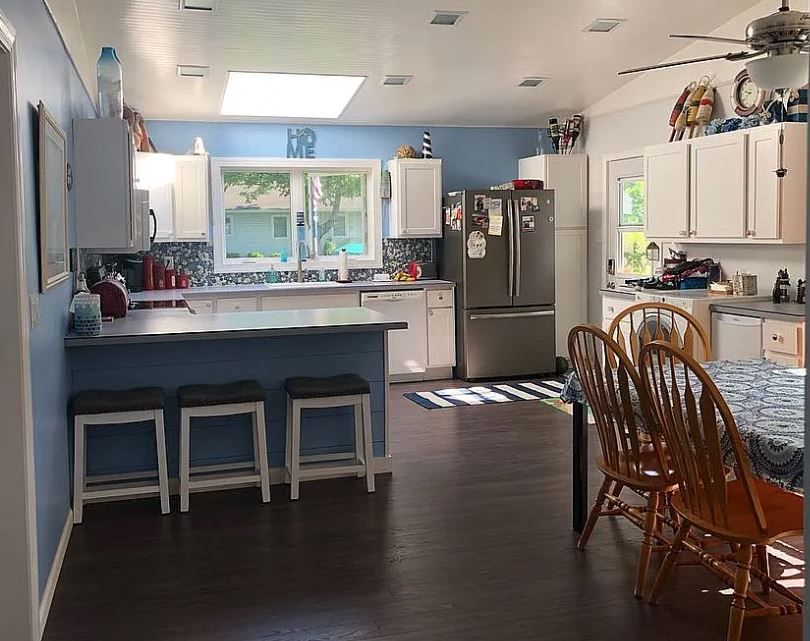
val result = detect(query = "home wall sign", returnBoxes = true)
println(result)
[287,127,317,158]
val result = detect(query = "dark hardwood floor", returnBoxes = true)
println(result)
[43,380,802,641]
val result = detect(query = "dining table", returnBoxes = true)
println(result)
[561,358,805,533]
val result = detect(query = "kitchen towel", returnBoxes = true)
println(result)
[404,379,563,410]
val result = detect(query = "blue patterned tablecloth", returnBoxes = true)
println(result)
[561,359,805,493]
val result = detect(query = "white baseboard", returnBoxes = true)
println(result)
[39,508,72,638]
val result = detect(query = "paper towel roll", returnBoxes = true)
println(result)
[337,249,350,282]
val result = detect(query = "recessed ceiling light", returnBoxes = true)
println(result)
[220,72,366,118]
[382,75,412,86]
[518,77,547,88]
[179,0,216,11]
[584,18,625,33]
[177,65,209,78]
[429,11,466,26]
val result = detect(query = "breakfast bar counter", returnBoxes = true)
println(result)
[65,307,405,480]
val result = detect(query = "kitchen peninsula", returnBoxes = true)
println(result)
[65,305,406,482]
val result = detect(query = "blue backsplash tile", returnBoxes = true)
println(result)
[86,238,434,287]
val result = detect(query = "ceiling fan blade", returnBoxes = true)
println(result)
[670,34,750,45]
[618,51,752,76]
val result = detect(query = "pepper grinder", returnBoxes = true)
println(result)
[797,279,806,305]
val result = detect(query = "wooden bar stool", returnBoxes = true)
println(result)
[284,374,375,500]
[178,380,270,512]
[72,387,170,524]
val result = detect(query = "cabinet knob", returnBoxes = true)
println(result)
[689,230,696,236]
[679,230,687,237]
[772,334,783,343]
[429,310,433,316]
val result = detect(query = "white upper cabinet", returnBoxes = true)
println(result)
[644,141,690,239]
[388,158,443,238]
[518,154,587,228]
[690,132,747,239]
[135,152,209,242]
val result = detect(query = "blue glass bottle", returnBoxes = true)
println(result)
[97,47,123,119]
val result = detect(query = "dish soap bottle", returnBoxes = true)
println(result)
[97,47,123,119]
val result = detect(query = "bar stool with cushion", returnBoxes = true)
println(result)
[178,379,270,512]
[72,387,170,524]
[284,374,375,500]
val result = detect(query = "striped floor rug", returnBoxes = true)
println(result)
[404,379,564,410]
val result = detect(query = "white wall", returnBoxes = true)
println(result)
[583,0,808,321]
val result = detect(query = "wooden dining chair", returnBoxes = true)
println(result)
[568,324,678,598]
[639,340,803,641]
[609,302,711,365]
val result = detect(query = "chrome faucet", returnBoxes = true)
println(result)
[297,239,309,283]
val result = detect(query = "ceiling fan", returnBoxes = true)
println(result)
[619,1,810,89]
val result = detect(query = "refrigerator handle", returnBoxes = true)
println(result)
[513,199,521,297]
[507,198,515,297]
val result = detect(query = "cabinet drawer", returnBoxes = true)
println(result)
[186,299,214,314]
[762,319,801,355]
[216,297,258,313]
[764,351,802,367]
[427,289,453,308]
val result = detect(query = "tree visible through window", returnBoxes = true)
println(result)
[618,177,650,276]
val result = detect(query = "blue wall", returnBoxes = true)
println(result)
[1,0,96,594]
[147,121,538,192]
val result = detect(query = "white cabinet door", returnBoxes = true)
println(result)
[135,152,176,241]
[690,132,746,239]
[216,297,258,312]
[174,156,210,242]
[389,159,442,237]
[644,142,690,239]
[427,306,455,367]
[555,229,587,357]
[260,292,358,311]
[186,298,214,314]
[746,125,780,240]
[519,155,587,228]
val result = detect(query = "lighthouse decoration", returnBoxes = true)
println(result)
[422,130,433,159]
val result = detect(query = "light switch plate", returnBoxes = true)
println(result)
[29,294,40,328]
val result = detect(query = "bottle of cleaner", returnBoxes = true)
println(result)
[97,47,123,119]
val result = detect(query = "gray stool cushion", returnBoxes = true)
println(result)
[285,374,370,400]
[73,387,165,415]
[177,380,265,408]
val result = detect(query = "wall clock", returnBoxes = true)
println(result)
[732,69,766,117]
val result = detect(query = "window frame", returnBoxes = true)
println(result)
[210,157,382,273]
[616,176,650,279]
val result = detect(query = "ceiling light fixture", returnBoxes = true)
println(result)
[382,75,413,86]
[430,11,467,26]
[518,77,547,88]
[177,65,209,78]
[584,18,625,33]
[220,72,366,118]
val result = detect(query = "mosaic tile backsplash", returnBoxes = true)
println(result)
[86,238,434,287]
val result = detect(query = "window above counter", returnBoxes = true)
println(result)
[210,157,382,273]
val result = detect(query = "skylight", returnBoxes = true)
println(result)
[220,72,366,119]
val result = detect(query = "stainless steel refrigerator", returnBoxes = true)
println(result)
[439,189,556,380]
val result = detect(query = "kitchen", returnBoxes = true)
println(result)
[0,1,806,641]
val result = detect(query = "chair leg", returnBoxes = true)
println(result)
[72,416,86,525]
[179,409,191,513]
[284,395,293,484]
[726,544,753,641]
[607,481,624,509]
[755,545,771,595]
[290,400,301,501]
[153,410,170,515]
[634,491,660,599]
[361,394,375,493]
[253,402,271,504]
[647,520,692,604]
[353,399,364,477]
[576,476,611,551]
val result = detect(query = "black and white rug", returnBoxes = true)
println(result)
[404,379,564,410]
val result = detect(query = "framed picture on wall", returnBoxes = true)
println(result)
[38,101,70,291]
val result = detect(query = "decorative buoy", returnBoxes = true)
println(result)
[668,82,695,142]
[422,130,433,158]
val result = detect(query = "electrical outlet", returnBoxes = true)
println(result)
[29,294,40,328]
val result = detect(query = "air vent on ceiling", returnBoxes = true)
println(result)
[518,77,547,88]
[382,75,412,86]
[179,0,216,12]
[584,18,624,33]
[429,11,466,26]
[177,65,210,78]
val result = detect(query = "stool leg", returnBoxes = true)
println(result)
[154,410,170,515]
[353,399,364,477]
[285,395,292,483]
[73,416,86,525]
[251,413,260,473]
[180,408,191,513]
[290,400,301,501]
[361,394,375,493]
[253,401,271,504]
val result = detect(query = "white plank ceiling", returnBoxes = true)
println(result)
[67,0,764,125]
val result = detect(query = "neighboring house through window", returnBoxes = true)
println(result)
[605,154,651,282]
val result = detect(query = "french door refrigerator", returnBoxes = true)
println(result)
[439,189,556,380]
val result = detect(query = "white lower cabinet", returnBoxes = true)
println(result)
[216,297,258,313]
[260,292,358,311]
[763,318,805,367]
[427,306,455,368]
[186,298,214,314]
